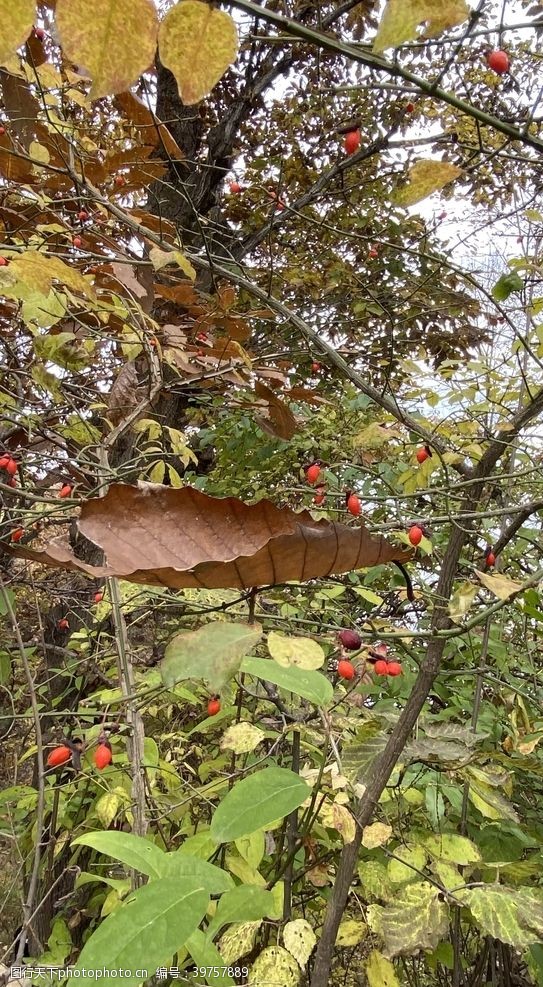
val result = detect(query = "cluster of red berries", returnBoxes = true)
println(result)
[336,632,402,680]
[373,659,402,677]
[0,454,18,488]
[304,463,362,516]
[46,740,112,770]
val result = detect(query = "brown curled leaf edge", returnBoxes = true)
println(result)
[4,483,412,590]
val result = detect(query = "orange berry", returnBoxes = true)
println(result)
[416,447,430,464]
[207,697,221,716]
[229,181,241,194]
[72,235,82,249]
[337,659,355,680]
[374,659,388,676]
[346,493,361,516]
[408,525,423,546]
[59,484,72,498]
[11,528,24,542]
[94,744,112,769]
[5,459,17,476]
[305,462,321,485]
[387,662,402,676]
[47,745,72,767]
[94,591,103,603]
[344,129,361,155]
[313,486,326,506]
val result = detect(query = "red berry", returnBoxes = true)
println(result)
[405,102,414,113]
[207,697,221,716]
[34,27,45,40]
[196,332,208,343]
[115,175,126,187]
[150,337,158,347]
[485,549,496,567]
[344,129,361,155]
[337,659,355,680]
[0,127,5,137]
[196,349,205,357]
[0,455,9,469]
[314,487,326,506]
[11,528,24,542]
[0,254,8,264]
[275,199,285,211]
[374,660,389,676]
[346,493,361,517]
[486,50,509,75]
[94,591,103,603]
[59,484,72,498]
[5,458,17,475]
[305,462,321,485]
[78,210,89,221]
[311,361,322,372]
[229,181,241,194]
[94,744,112,769]
[47,745,72,768]
[72,235,82,249]
[58,618,69,631]
[408,525,423,546]
[416,447,430,464]
[368,247,378,259]
[7,477,16,487]
[339,629,362,651]
[387,662,402,677]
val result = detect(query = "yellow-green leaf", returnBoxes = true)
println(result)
[449,581,479,623]
[374,0,469,52]
[362,822,393,849]
[0,0,34,68]
[95,792,121,828]
[249,946,300,987]
[55,0,159,99]
[158,0,238,106]
[149,246,196,280]
[10,250,97,301]
[365,951,400,987]
[337,919,367,946]
[267,631,325,670]
[387,844,427,884]
[424,833,481,866]
[283,919,316,969]
[220,723,265,755]
[392,160,463,207]
[475,569,524,601]
[218,922,260,965]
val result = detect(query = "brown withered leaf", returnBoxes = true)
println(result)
[6,483,411,590]
[107,362,145,427]
[254,381,297,440]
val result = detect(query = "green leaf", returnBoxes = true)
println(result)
[0,0,34,67]
[158,851,234,894]
[241,656,333,706]
[365,950,400,987]
[210,767,310,843]
[158,0,238,105]
[94,792,121,828]
[220,722,265,754]
[392,160,463,207]
[0,652,11,684]
[267,630,325,669]
[186,930,235,986]
[373,0,469,51]
[492,271,524,301]
[218,922,260,965]
[387,844,427,884]
[206,885,276,942]
[161,621,262,691]
[74,879,208,984]
[343,722,389,784]
[467,779,520,823]
[56,0,159,99]
[71,832,166,879]
[367,882,449,958]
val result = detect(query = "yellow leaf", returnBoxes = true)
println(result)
[220,722,265,754]
[149,246,196,280]
[10,251,97,302]
[475,569,524,601]
[249,946,300,987]
[337,919,367,946]
[158,0,238,105]
[392,160,463,207]
[374,0,469,52]
[267,631,325,670]
[365,950,400,987]
[448,581,479,623]
[0,0,34,68]
[362,822,393,849]
[283,919,316,969]
[29,141,50,165]
[95,792,120,828]
[56,0,159,99]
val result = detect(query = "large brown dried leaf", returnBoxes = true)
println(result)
[6,483,411,590]
[254,381,298,440]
